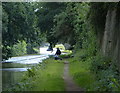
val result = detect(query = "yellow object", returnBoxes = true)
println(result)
[54,44,65,50]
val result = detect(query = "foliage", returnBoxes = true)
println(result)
[70,48,120,91]
[35,2,66,46]
[26,43,38,54]
[11,41,27,57]
[89,2,119,46]
[90,54,120,91]
[2,2,43,60]
[72,29,120,91]
[2,46,12,60]
[73,28,97,61]
[69,2,120,91]
[53,3,76,45]
[88,3,120,91]
[2,2,120,92]
[73,3,90,48]
[53,2,89,47]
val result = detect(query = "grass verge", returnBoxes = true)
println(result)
[69,58,96,91]
[31,59,65,91]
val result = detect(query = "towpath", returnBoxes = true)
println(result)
[63,61,84,92]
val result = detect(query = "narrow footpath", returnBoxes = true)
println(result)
[63,61,84,92]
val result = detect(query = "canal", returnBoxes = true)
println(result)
[1,47,57,90]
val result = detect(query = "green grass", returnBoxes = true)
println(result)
[69,58,96,91]
[30,59,65,91]
[7,58,65,91]
[5,54,97,92]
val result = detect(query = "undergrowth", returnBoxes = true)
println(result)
[69,49,120,92]
[91,54,120,91]
[70,28,120,92]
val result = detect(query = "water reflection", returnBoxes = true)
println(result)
[2,54,49,90]
[4,55,49,64]
[2,47,54,90]
[2,70,25,90]
[2,62,28,90]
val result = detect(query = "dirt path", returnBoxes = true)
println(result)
[63,61,84,92]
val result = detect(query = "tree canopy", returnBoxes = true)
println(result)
[2,2,43,59]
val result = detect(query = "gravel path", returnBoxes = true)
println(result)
[63,61,84,92]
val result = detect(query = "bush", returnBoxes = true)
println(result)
[91,54,120,91]
[11,41,27,56]
[74,49,88,61]
[91,55,112,72]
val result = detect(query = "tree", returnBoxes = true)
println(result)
[35,2,66,47]
[52,2,89,48]
[2,2,43,60]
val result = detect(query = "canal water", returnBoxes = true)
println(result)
[2,47,57,90]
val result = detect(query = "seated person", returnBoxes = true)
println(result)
[54,48,62,60]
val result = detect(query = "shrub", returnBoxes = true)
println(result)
[11,40,27,56]
[91,54,120,91]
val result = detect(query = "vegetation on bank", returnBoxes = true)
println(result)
[3,52,120,92]
[10,40,40,57]
[68,48,120,91]
[4,58,65,91]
